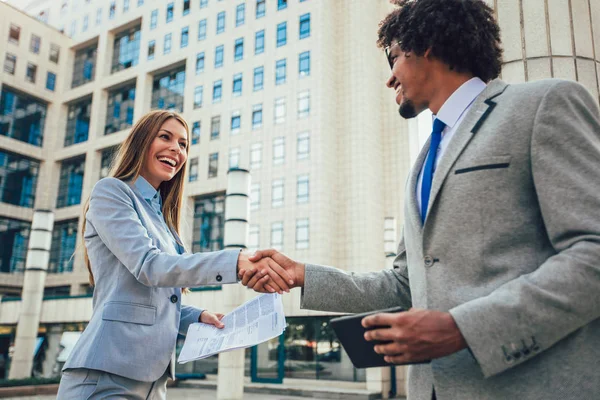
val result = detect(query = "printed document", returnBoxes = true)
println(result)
[178,293,286,363]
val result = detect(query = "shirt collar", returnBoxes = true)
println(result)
[134,175,162,206]
[434,77,487,129]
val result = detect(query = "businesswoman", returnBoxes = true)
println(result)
[57,110,291,399]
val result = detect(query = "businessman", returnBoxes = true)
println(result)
[241,0,600,399]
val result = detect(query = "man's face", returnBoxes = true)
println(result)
[385,42,430,119]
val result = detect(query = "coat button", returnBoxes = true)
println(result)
[170,295,178,303]
[424,256,434,267]
[216,274,222,282]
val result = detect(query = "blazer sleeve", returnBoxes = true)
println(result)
[179,305,203,336]
[86,178,240,287]
[300,227,412,313]
[450,80,600,378]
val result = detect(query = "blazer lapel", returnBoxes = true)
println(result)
[407,135,431,231]
[424,79,509,223]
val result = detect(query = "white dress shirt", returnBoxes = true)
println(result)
[416,77,487,215]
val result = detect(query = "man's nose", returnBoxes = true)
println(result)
[386,74,396,88]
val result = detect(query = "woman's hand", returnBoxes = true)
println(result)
[200,310,225,329]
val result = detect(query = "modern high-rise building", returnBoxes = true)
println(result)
[1,0,598,397]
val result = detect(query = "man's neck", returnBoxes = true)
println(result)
[428,73,475,115]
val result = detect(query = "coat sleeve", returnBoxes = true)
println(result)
[179,305,203,336]
[449,80,600,378]
[86,178,240,287]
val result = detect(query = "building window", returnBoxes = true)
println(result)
[138,0,144,6]
[69,20,77,37]
[193,86,203,109]
[208,152,218,178]
[299,13,310,39]
[250,183,260,210]
[164,33,172,54]
[297,131,310,159]
[124,0,130,12]
[148,40,156,60]
[213,79,222,103]
[274,97,286,124]
[273,137,285,165]
[215,45,224,68]
[150,9,158,29]
[26,63,37,83]
[230,110,241,134]
[0,149,40,208]
[234,37,244,61]
[216,11,225,34]
[189,157,198,181]
[255,29,265,54]
[83,15,89,32]
[271,221,283,250]
[0,87,47,146]
[96,8,103,25]
[65,96,92,146]
[111,25,141,73]
[200,0,208,8]
[297,90,310,118]
[297,175,309,203]
[210,116,221,139]
[4,53,16,75]
[198,19,207,41]
[30,35,41,54]
[278,0,287,10]
[183,0,190,15]
[299,51,310,76]
[232,73,242,96]
[109,1,116,19]
[49,219,78,273]
[0,217,31,273]
[275,59,286,85]
[192,194,225,253]
[248,225,259,251]
[272,179,284,208]
[250,143,262,169]
[253,66,264,91]
[105,82,136,134]
[192,121,201,144]
[50,44,60,63]
[277,22,287,47]
[181,26,189,48]
[166,2,174,23]
[252,104,263,129]
[9,24,21,44]
[56,156,86,208]
[296,218,309,249]
[72,44,97,88]
[195,52,205,74]
[256,0,265,18]
[100,146,118,178]
[236,3,245,26]
[229,147,240,168]
[152,66,186,111]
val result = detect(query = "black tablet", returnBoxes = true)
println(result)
[330,306,427,368]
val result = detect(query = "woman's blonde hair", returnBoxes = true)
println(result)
[82,110,190,286]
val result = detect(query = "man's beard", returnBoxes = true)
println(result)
[398,99,418,119]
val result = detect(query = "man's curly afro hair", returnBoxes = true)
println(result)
[377,0,503,82]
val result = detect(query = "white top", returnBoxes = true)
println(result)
[416,77,487,215]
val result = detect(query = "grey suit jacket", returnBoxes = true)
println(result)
[301,79,600,399]
[63,177,240,382]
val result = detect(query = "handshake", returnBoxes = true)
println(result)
[236,249,305,294]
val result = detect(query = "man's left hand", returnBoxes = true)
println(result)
[362,308,467,363]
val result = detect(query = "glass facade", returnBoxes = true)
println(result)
[0,86,47,146]
[49,219,78,274]
[72,44,97,88]
[0,217,30,273]
[111,25,141,73]
[151,66,185,112]
[56,156,85,208]
[0,149,40,208]
[192,194,225,253]
[105,82,136,134]
[100,146,118,179]
[65,96,92,146]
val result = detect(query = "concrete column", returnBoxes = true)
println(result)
[8,210,54,379]
[217,168,250,400]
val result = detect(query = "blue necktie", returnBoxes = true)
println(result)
[421,118,446,224]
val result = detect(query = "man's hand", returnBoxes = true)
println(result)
[362,308,467,363]
[239,249,305,293]
[237,251,294,294]
[199,310,225,329]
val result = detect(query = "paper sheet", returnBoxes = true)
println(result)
[178,293,286,363]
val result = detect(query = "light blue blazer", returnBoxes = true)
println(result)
[63,177,240,382]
